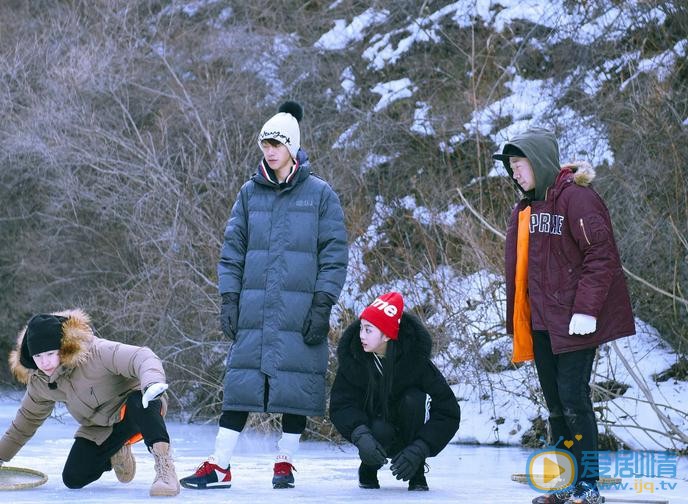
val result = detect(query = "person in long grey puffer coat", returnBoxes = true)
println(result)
[180,101,348,491]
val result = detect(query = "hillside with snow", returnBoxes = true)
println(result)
[0,0,686,451]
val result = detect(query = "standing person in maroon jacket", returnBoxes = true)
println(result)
[493,128,635,504]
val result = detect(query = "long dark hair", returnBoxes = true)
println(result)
[363,339,397,420]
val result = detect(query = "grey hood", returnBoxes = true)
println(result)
[493,127,561,201]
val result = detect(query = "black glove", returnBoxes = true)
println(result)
[220,292,239,340]
[390,439,430,481]
[302,292,334,345]
[351,425,387,467]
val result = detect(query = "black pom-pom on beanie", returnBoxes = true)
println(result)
[258,101,304,158]
[278,101,303,122]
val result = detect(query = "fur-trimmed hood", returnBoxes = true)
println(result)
[1,310,168,459]
[330,310,461,453]
[559,160,595,187]
[9,308,95,384]
[546,160,597,202]
[337,311,433,375]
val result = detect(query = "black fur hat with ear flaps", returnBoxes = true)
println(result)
[19,314,68,369]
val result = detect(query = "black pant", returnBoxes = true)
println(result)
[62,391,169,489]
[532,330,598,483]
[366,387,427,464]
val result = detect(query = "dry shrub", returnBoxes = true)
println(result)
[0,1,686,445]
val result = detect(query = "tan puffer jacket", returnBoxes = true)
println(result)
[0,308,166,462]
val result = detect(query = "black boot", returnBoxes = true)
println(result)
[358,463,381,489]
[408,463,429,491]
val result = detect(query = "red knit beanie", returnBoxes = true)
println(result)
[359,292,404,340]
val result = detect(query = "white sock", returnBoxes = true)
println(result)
[276,432,301,463]
[211,427,240,469]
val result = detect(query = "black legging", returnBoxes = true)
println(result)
[62,391,169,489]
[219,410,306,434]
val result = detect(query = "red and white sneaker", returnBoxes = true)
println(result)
[272,454,296,489]
[179,458,231,489]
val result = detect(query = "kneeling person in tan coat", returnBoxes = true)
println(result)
[0,309,180,496]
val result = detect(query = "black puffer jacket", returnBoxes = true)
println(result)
[329,312,460,457]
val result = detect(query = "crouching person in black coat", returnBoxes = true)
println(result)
[329,292,460,491]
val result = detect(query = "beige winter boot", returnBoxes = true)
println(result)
[111,443,136,483]
[150,442,180,496]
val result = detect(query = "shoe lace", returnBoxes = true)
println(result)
[154,453,174,483]
[572,481,598,499]
[195,460,218,476]
[549,487,573,503]
[274,462,296,476]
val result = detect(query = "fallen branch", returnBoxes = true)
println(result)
[611,341,688,445]
[456,186,506,240]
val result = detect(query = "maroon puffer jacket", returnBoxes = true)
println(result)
[505,163,635,354]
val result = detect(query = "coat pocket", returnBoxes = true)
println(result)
[553,266,579,307]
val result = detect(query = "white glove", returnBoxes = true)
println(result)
[568,313,597,335]
[142,383,169,408]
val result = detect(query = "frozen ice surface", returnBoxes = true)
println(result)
[0,397,686,503]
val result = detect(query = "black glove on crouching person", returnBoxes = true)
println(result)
[302,292,334,345]
[390,439,430,481]
[220,292,239,340]
[351,425,388,467]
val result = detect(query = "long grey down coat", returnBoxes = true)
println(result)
[218,149,348,416]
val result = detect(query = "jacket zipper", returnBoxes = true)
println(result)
[579,218,591,246]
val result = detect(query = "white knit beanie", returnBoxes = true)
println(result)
[258,101,304,159]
